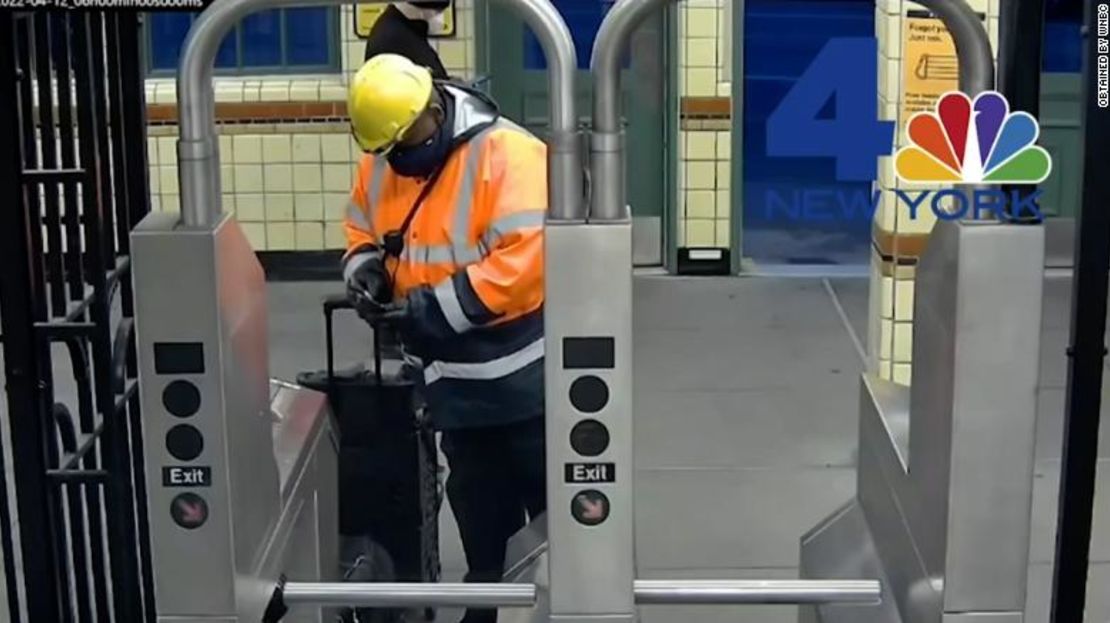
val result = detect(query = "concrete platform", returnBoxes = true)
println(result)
[263,273,1108,622]
[1,272,1104,622]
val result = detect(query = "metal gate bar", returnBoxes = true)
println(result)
[0,10,155,622]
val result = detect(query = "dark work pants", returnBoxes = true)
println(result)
[440,416,546,623]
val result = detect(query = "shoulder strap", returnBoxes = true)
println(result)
[382,117,501,259]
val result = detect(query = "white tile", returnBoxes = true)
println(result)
[323,164,353,192]
[292,164,323,193]
[325,193,350,222]
[319,82,348,102]
[325,224,348,250]
[716,131,731,161]
[685,219,716,247]
[259,81,291,103]
[684,67,718,97]
[234,164,264,193]
[266,222,295,250]
[147,137,159,165]
[241,80,261,103]
[236,194,266,222]
[214,81,244,103]
[265,193,295,221]
[157,137,177,167]
[686,132,717,160]
[233,135,263,164]
[264,164,294,193]
[321,134,354,163]
[686,7,718,38]
[292,135,322,163]
[295,222,325,250]
[294,193,325,221]
[262,135,292,163]
[159,166,179,195]
[147,166,160,193]
[288,80,320,101]
[685,190,716,219]
[153,83,177,105]
[219,134,233,162]
[240,222,267,250]
[686,161,716,190]
[716,190,731,219]
[220,165,234,193]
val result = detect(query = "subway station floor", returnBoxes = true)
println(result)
[1,273,1106,621]
[266,273,1110,623]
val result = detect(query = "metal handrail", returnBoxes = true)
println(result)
[590,0,679,221]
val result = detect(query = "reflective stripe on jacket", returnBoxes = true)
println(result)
[344,84,546,429]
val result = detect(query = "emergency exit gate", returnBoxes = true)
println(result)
[123,0,1054,622]
[798,3,1048,622]
[0,11,156,622]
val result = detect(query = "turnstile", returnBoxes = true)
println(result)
[798,2,1045,622]
[131,210,340,622]
[129,0,1029,620]
[799,219,1044,623]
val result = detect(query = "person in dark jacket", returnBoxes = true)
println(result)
[363,2,450,80]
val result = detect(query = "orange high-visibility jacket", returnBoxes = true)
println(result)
[343,84,546,429]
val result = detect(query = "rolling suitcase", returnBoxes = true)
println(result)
[296,294,442,622]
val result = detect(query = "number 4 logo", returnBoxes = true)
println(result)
[766,38,896,183]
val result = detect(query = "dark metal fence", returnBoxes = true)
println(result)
[0,10,155,622]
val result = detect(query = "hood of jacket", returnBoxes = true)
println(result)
[442,83,500,141]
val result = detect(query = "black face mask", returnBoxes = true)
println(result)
[387,100,455,178]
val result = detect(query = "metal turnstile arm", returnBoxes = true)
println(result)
[279,582,537,608]
[633,579,882,605]
[271,578,880,614]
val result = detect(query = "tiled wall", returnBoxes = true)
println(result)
[675,0,733,249]
[145,1,476,252]
[145,1,733,253]
[868,0,1000,384]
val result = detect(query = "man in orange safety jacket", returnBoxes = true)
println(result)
[342,53,546,623]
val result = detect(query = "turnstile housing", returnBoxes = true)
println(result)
[132,212,338,622]
[800,219,1044,623]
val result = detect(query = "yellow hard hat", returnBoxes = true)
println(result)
[348,54,434,154]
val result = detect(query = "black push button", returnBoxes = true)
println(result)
[570,419,610,457]
[170,492,209,530]
[571,489,610,526]
[569,375,609,413]
[163,380,201,418]
[166,424,204,461]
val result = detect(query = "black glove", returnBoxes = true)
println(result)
[345,253,392,320]
[375,287,428,357]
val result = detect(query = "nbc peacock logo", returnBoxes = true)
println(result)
[895,91,1052,184]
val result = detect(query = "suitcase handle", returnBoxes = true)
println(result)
[323,293,383,390]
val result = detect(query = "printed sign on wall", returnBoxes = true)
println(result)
[901,11,962,125]
[354,3,456,39]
